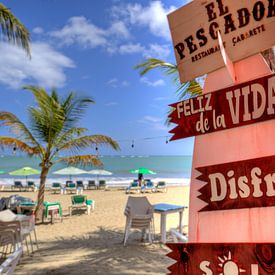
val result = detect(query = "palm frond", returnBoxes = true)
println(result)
[54,127,88,148]
[58,155,102,167]
[0,111,40,146]
[0,4,30,56]
[0,137,41,155]
[135,58,178,77]
[176,80,202,100]
[61,92,94,130]
[24,86,66,145]
[135,58,203,98]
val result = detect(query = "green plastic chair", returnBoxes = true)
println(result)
[69,195,95,216]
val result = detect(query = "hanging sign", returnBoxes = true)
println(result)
[169,74,275,141]
[167,243,275,275]
[167,0,275,83]
[196,155,275,212]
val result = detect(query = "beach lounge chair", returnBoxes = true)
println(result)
[51,182,62,194]
[68,195,95,216]
[64,182,77,194]
[156,181,167,193]
[141,179,155,193]
[125,180,140,194]
[87,180,97,190]
[123,196,154,246]
[76,180,85,190]
[27,181,37,192]
[98,180,106,190]
[12,181,25,191]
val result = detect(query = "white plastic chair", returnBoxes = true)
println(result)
[0,223,23,275]
[0,210,38,254]
[123,196,154,246]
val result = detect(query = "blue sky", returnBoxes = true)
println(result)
[0,0,194,156]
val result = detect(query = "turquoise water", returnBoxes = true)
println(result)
[0,155,192,186]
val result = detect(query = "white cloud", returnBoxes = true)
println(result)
[0,42,75,89]
[138,115,167,131]
[108,21,130,39]
[117,43,170,59]
[121,80,130,86]
[105,101,118,106]
[116,1,176,41]
[140,77,165,87]
[50,16,107,48]
[143,116,162,123]
[143,44,170,59]
[49,16,130,49]
[33,27,44,34]
[119,43,144,54]
[107,78,119,88]
[107,78,129,88]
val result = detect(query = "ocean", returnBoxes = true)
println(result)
[0,155,192,187]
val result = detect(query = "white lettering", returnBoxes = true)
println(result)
[226,89,240,124]
[264,173,275,197]
[267,76,275,114]
[209,173,227,201]
[251,167,263,198]
[238,176,250,198]
[251,83,266,119]
[199,261,213,275]
[242,85,251,121]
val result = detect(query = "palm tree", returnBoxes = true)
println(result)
[135,58,202,99]
[0,3,30,56]
[0,86,119,221]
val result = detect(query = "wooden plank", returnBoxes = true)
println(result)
[168,0,275,82]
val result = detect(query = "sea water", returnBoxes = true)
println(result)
[0,155,192,187]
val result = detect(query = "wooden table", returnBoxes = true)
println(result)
[153,203,188,243]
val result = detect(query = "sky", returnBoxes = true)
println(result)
[0,0,194,156]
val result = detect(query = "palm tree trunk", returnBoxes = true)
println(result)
[35,165,49,222]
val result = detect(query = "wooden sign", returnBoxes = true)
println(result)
[196,155,275,212]
[169,74,275,141]
[167,0,275,82]
[167,243,275,275]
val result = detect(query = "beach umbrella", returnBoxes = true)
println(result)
[9,166,40,181]
[53,166,87,180]
[87,169,112,182]
[130,167,156,175]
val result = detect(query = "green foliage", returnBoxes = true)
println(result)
[0,3,30,56]
[0,86,119,167]
[135,58,203,99]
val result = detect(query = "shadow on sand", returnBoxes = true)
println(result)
[14,227,173,275]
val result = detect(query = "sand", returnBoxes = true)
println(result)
[0,186,189,275]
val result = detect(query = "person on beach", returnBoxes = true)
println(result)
[138,173,144,187]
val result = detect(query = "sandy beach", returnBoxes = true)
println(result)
[0,186,189,275]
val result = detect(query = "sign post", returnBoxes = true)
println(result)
[166,0,275,274]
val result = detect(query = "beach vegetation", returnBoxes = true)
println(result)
[135,58,203,99]
[0,86,119,221]
[0,3,30,56]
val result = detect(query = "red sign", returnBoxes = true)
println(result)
[169,74,275,141]
[196,155,275,212]
[167,243,275,275]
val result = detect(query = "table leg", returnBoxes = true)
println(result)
[179,210,183,234]
[160,213,167,243]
